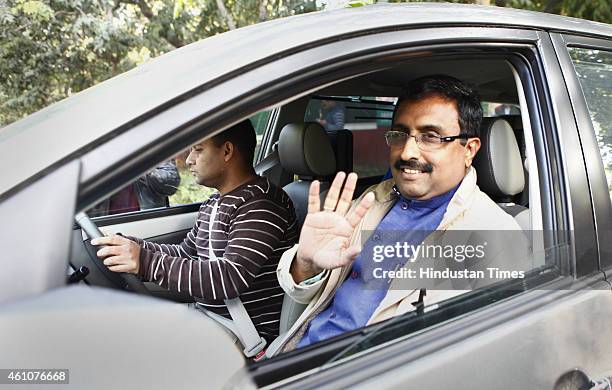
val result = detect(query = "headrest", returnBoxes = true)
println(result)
[278,122,336,177]
[327,129,353,173]
[473,117,525,199]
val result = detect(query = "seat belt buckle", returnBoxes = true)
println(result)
[243,337,267,358]
[253,349,268,362]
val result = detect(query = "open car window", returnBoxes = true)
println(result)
[87,111,272,217]
[247,47,575,387]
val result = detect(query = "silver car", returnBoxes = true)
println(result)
[1,3,611,389]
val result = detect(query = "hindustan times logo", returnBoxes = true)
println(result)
[372,242,487,263]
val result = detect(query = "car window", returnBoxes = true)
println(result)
[260,55,568,370]
[568,48,612,202]
[88,112,271,217]
[482,102,521,117]
[303,97,523,179]
[304,96,396,178]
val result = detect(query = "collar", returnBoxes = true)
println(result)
[391,183,459,209]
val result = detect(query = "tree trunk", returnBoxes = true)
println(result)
[258,0,268,22]
[216,0,236,30]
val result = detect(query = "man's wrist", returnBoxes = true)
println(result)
[291,254,323,284]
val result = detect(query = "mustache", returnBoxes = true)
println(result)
[394,159,433,173]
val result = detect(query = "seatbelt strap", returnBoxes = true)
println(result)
[204,199,267,357]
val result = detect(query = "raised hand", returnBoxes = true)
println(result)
[292,172,375,282]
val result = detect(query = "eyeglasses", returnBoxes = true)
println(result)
[384,130,469,152]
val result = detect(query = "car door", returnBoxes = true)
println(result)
[243,27,612,389]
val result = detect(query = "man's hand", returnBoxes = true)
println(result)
[91,235,141,275]
[292,172,375,283]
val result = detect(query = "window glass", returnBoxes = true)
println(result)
[569,47,612,202]
[89,112,270,217]
[304,96,396,178]
[482,102,520,117]
[304,98,522,178]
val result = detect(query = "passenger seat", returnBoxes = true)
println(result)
[278,122,337,231]
[473,117,530,231]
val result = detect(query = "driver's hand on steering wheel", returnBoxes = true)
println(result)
[91,235,141,275]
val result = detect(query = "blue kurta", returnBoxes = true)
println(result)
[298,185,458,348]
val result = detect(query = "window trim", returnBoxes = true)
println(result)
[550,33,612,273]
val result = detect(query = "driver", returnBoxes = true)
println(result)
[92,119,298,344]
[271,75,528,354]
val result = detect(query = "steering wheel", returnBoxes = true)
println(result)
[75,212,151,295]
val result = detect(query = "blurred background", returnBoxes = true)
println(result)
[0,0,609,128]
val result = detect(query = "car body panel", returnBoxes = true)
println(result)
[280,285,612,389]
[0,286,249,389]
[0,160,79,304]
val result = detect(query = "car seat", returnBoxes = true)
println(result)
[278,122,337,231]
[473,117,530,231]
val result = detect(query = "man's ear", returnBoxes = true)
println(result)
[224,141,234,163]
[464,138,481,168]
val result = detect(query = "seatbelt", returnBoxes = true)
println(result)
[202,199,267,357]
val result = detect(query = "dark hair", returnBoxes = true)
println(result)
[395,75,483,139]
[212,119,257,165]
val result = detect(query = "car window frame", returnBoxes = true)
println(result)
[245,35,587,386]
[550,33,612,274]
[251,31,603,386]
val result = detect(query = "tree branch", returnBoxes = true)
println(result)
[215,0,236,30]
[258,0,268,22]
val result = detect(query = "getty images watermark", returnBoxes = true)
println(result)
[358,230,576,290]
[371,241,525,280]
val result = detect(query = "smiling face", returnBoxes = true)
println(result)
[390,94,480,200]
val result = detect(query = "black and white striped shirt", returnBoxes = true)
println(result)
[136,176,298,341]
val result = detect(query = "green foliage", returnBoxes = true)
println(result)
[1,0,608,127]
[384,0,611,23]
[0,0,317,127]
[169,167,216,205]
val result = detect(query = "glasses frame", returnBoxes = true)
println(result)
[384,130,470,151]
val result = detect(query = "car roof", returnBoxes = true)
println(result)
[1,3,610,197]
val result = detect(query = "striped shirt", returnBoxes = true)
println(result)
[135,176,298,342]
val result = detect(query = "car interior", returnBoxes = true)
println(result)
[69,53,555,385]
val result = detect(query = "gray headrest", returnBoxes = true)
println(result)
[473,118,525,198]
[278,122,336,177]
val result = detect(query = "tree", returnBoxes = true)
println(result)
[0,0,317,126]
[384,0,611,23]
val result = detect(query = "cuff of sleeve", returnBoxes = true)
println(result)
[123,235,144,246]
[137,247,153,280]
[277,244,329,305]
